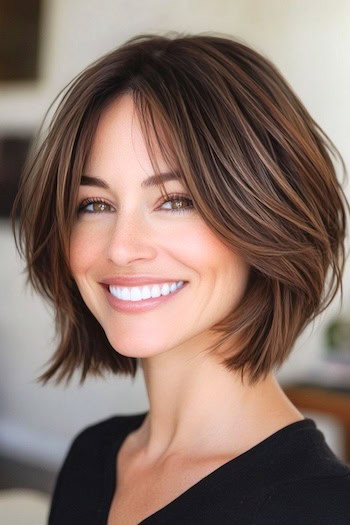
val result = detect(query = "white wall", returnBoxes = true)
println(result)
[1,0,349,468]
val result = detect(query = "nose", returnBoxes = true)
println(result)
[106,208,157,266]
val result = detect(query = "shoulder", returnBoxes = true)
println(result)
[253,419,350,523]
[258,473,350,523]
[255,418,349,481]
[68,412,147,450]
[48,412,147,524]
[58,411,147,475]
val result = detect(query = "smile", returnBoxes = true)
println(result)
[109,281,185,302]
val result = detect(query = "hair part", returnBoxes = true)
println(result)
[13,32,349,384]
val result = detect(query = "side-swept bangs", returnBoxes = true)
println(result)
[13,33,349,384]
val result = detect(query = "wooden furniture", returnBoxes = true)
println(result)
[284,384,350,463]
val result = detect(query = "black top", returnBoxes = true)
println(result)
[49,413,350,524]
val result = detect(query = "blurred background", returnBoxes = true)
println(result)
[1,0,349,522]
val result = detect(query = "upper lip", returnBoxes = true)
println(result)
[101,276,187,286]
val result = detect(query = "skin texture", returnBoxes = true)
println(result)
[70,93,302,480]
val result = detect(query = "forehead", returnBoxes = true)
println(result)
[86,93,170,178]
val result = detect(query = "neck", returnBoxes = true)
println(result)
[138,346,302,463]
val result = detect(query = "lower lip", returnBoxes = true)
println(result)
[103,283,188,313]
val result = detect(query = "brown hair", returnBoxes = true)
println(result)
[13,32,349,384]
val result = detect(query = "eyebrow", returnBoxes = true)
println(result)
[80,172,180,189]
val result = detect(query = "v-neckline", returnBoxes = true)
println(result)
[103,413,313,524]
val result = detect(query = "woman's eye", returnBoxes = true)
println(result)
[160,195,194,213]
[78,199,115,214]
[77,195,194,215]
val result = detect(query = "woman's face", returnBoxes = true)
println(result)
[70,94,250,359]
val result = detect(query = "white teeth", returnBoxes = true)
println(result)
[121,288,130,301]
[161,283,170,296]
[109,281,185,302]
[151,284,161,298]
[130,287,142,301]
[141,286,152,300]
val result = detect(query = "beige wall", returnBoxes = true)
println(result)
[0,0,349,467]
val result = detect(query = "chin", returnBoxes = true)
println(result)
[106,333,169,359]
[113,346,167,360]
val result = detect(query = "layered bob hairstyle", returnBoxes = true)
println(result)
[13,33,349,384]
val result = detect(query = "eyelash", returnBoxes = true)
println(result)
[77,193,195,215]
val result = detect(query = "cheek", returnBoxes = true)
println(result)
[187,224,249,297]
[69,226,103,276]
[180,222,242,269]
[174,221,218,263]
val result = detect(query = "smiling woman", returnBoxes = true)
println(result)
[12,33,350,524]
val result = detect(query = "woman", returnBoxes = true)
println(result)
[14,33,350,524]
